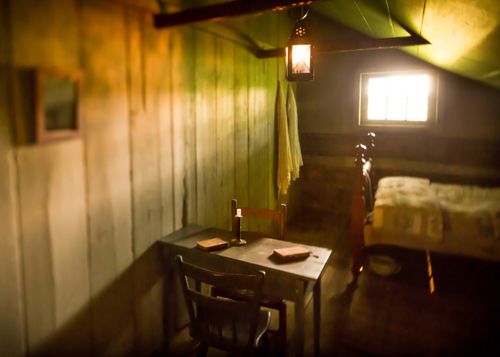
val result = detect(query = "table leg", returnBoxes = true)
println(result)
[163,249,176,345]
[294,280,306,357]
[313,279,321,357]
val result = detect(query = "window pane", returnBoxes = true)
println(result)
[407,75,430,121]
[361,71,435,126]
[386,76,407,120]
[367,77,387,120]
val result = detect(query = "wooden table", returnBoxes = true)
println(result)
[160,225,332,357]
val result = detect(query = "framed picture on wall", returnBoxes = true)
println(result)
[34,68,82,143]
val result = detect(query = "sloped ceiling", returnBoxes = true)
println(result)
[158,0,500,89]
[312,0,500,89]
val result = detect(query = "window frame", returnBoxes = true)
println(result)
[358,69,439,129]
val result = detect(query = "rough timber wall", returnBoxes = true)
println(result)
[291,49,500,224]
[0,0,284,355]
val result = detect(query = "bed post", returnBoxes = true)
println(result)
[350,144,367,284]
[365,132,375,160]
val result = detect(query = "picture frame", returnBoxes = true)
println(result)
[34,68,82,143]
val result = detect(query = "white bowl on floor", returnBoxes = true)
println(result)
[368,255,401,277]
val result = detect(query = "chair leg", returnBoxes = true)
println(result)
[196,342,208,357]
[260,331,271,356]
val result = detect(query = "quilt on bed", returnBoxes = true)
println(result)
[366,176,500,261]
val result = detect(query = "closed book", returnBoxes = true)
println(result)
[273,246,311,261]
[196,237,229,251]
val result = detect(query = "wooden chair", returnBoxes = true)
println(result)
[231,198,287,240]
[213,199,288,352]
[175,255,270,356]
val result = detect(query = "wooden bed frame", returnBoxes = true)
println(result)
[350,132,500,294]
[350,134,438,292]
[350,133,375,283]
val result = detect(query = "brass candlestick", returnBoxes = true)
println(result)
[231,213,247,246]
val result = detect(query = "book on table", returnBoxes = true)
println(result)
[273,246,311,261]
[196,237,229,251]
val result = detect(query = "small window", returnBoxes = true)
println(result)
[359,70,437,127]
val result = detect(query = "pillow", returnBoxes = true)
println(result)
[377,176,430,190]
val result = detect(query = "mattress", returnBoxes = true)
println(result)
[365,176,500,261]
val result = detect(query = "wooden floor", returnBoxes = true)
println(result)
[167,211,500,356]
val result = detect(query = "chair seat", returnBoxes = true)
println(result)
[212,287,286,310]
[211,286,287,352]
[193,310,271,350]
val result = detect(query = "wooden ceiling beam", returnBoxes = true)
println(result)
[154,0,315,29]
[256,34,430,58]
[252,7,431,59]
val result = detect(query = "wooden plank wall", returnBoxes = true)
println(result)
[290,49,500,222]
[0,0,284,355]
[297,49,500,175]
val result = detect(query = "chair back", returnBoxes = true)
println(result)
[175,255,266,352]
[231,199,287,240]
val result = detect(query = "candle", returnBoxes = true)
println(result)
[232,208,246,246]
[235,215,241,240]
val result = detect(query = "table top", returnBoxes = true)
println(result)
[160,225,332,282]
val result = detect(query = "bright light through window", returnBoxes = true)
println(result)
[361,71,435,127]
